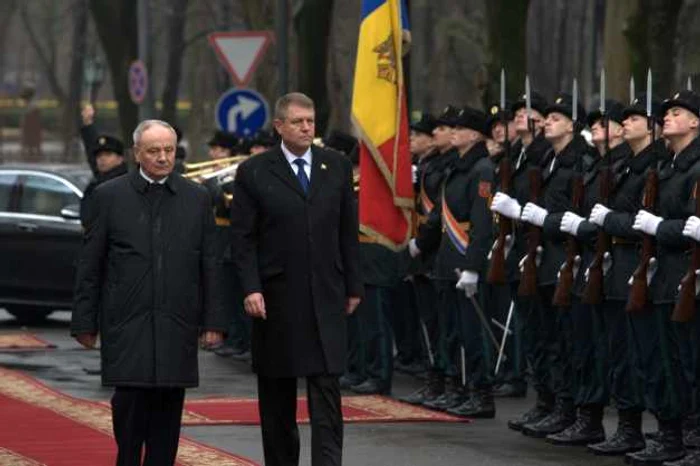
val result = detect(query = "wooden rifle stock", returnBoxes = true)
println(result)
[626,170,658,312]
[517,168,542,297]
[582,167,612,304]
[672,182,700,322]
[552,175,584,307]
[487,157,513,284]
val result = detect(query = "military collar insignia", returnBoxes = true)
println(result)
[98,137,106,145]
[490,105,499,115]
[556,97,563,104]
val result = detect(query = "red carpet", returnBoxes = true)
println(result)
[0,333,55,350]
[180,395,468,426]
[0,367,260,465]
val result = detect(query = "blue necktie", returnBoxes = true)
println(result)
[293,158,310,194]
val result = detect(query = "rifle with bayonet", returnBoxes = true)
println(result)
[627,69,657,313]
[672,181,700,322]
[552,175,584,307]
[582,69,611,305]
[487,69,513,285]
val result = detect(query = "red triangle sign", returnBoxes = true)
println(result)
[208,31,273,87]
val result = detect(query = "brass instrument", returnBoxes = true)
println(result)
[183,155,248,181]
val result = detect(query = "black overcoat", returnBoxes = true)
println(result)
[71,169,227,387]
[230,146,363,378]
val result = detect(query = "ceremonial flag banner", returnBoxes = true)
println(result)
[352,0,413,249]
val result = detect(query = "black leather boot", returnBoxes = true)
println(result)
[588,409,646,456]
[507,392,555,431]
[626,419,686,465]
[521,397,576,438]
[397,371,444,405]
[684,426,700,449]
[422,378,467,411]
[546,404,605,445]
[663,449,700,465]
[447,388,495,418]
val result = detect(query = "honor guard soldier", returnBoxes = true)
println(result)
[626,90,700,465]
[490,91,552,413]
[410,106,496,417]
[547,100,632,446]
[584,95,665,456]
[402,106,461,406]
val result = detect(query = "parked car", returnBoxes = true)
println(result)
[0,164,92,324]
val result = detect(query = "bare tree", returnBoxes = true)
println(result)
[159,0,190,127]
[604,0,639,102]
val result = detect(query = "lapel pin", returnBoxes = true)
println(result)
[321,163,327,170]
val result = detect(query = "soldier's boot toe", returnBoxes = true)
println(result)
[626,420,686,465]
[507,393,554,431]
[663,449,700,466]
[447,389,495,419]
[521,398,575,439]
[546,405,605,446]
[397,372,445,405]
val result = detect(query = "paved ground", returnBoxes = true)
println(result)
[0,308,648,466]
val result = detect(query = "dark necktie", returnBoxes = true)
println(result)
[293,158,310,194]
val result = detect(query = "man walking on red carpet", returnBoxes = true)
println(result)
[71,119,226,466]
[230,92,363,466]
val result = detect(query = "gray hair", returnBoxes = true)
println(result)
[132,119,177,146]
[274,92,314,120]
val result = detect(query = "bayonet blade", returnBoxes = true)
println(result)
[600,68,606,114]
[500,68,506,111]
[630,76,635,104]
[688,75,693,92]
[572,79,578,123]
[646,68,652,117]
[525,75,532,118]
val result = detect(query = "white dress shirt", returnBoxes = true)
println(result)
[139,167,168,184]
[281,141,312,181]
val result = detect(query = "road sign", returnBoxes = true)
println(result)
[128,60,148,104]
[215,88,269,137]
[208,31,273,87]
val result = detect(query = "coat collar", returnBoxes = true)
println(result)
[130,166,178,194]
[452,141,489,174]
[627,140,661,174]
[672,135,700,172]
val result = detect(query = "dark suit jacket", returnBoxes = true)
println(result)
[230,145,363,377]
[71,169,227,387]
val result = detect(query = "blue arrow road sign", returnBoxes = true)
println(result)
[215,88,269,137]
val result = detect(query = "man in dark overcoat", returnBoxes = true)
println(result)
[71,119,226,466]
[230,92,363,466]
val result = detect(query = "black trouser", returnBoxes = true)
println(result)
[357,284,394,387]
[111,387,185,466]
[258,374,343,466]
[435,280,460,377]
[412,274,439,368]
[600,299,644,411]
[456,286,493,388]
[629,303,689,421]
[390,280,423,365]
[570,298,607,406]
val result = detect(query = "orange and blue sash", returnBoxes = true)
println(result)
[441,194,470,255]
[419,174,435,214]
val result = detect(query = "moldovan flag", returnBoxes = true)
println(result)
[351,0,413,250]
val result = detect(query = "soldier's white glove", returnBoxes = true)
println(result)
[412,165,418,184]
[589,203,611,227]
[455,269,479,297]
[521,202,548,227]
[518,246,543,272]
[560,212,585,235]
[408,238,421,258]
[487,234,514,260]
[632,210,663,236]
[682,216,700,242]
[490,192,522,220]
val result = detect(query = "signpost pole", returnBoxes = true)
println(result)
[276,0,289,97]
[137,0,152,120]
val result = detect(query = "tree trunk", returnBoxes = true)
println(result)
[647,0,682,96]
[89,0,139,145]
[604,0,640,103]
[673,0,700,89]
[325,0,361,134]
[160,0,189,127]
[63,0,89,161]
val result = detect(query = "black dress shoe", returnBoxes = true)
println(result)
[340,374,366,390]
[214,345,247,357]
[521,398,575,438]
[546,405,605,446]
[588,410,645,456]
[350,379,390,395]
[229,349,252,361]
[394,360,426,375]
[507,394,555,431]
[447,389,495,418]
[422,385,467,411]
[684,426,700,449]
[626,419,686,465]
[397,372,444,405]
[493,382,527,398]
[663,449,700,465]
